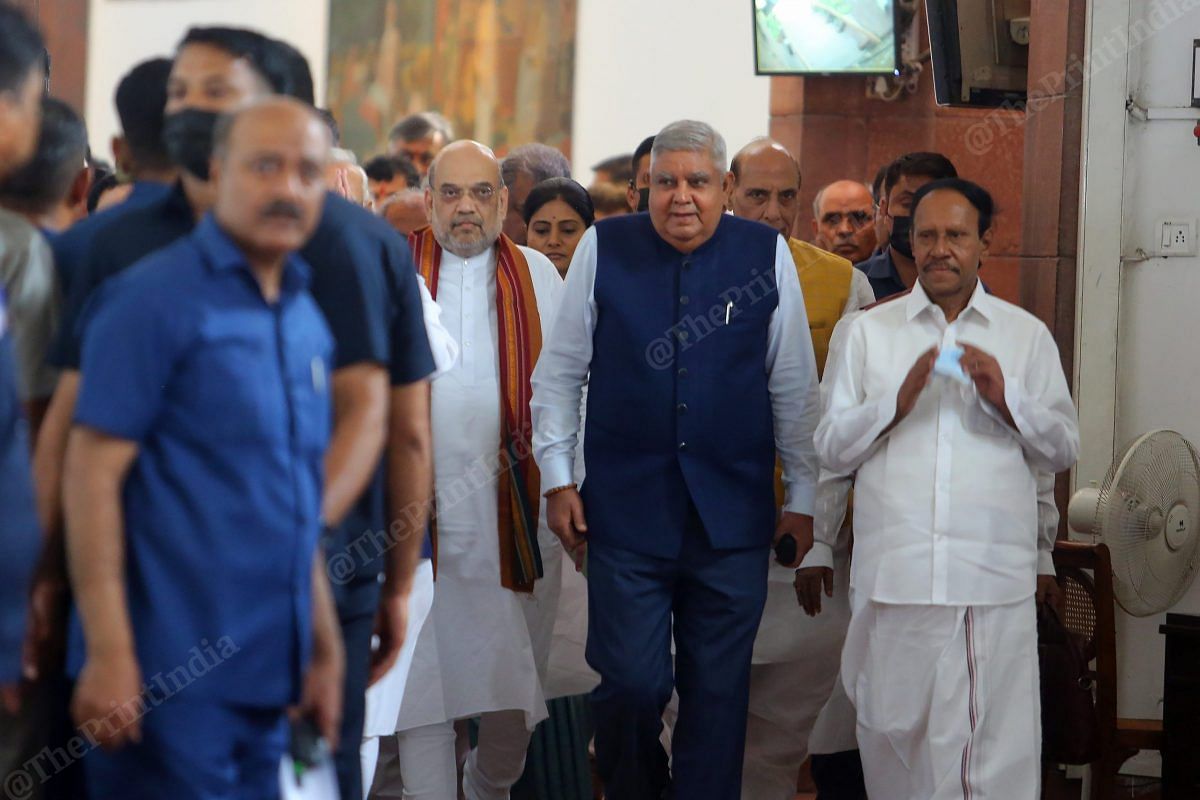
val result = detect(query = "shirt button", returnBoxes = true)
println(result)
[677,403,688,415]
[678,441,688,451]
[679,295,690,305]
[682,258,692,270]
[676,330,689,343]
[678,367,689,378]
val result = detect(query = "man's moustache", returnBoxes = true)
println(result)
[260,201,304,221]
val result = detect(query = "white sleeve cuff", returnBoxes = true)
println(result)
[799,541,834,570]
[1037,549,1056,576]
[783,481,815,516]
[539,457,576,496]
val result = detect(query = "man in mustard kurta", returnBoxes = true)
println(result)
[725,138,874,800]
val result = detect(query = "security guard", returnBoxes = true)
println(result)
[34,28,434,800]
[65,98,342,799]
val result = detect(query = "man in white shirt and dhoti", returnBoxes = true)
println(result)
[371,140,564,800]
[816,178,1079,799]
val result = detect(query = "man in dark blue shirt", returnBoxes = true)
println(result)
[47,57,176,303]
[854,152,958,302]
[33,26,435,800]
[66,98,343,799]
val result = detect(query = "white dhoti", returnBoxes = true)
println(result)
[741,554,851,800]
[842,597,1040,800]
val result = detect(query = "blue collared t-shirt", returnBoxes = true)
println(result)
[47,180,172,303]
[855,246,908,301]
[0,290,40,683]
[73,215,334,707]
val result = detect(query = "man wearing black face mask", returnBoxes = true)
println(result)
[854,152,957,301]
[32,27,435,800]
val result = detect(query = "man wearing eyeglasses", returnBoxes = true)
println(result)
[812,179,879,266]
[381,140,564,799]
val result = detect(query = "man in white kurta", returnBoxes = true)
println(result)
[815,178,1079,800]
[373,140,564,800]
[720,137,874,800]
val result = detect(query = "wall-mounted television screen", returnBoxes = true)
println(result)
[753,0,899,75]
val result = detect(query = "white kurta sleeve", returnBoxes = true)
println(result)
[802,311,861,570]
[416,274,459,379]
[767,236,820,516]
[1036,470,1059,576]
[843,268,876,315]
[975,324,1080,474]
[530,227,598,494]
[814,315,903,474]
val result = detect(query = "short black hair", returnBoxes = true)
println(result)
[591,153,633,185]
[363,154,420,190]
[910,178,995,236]
[630,136,655,185]
[0,4,44,93]
[267,37,314,104]
[883,152,957,199]
[522,177,595,228]
[115,58,173,172]
[0,96,87,214]
[176,27,290,95]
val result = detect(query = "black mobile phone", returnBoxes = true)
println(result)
[774,534,798,566]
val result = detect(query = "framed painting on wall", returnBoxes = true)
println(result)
[326,0,577,160]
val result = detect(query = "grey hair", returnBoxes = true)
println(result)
[811,180,875,218]
[651,120,727,174]
[389,111,454,144]
[500,143,572,188]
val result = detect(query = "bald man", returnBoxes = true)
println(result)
[370,140,564,800]
[724,138,873,800]
[812,179,878,265]
[65,99,344,799]
[380,188,429,236]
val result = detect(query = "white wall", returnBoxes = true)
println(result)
[570,0,772,180]
[1077,0,1200,742]
[84,0,330,162]
[83,0,771,181]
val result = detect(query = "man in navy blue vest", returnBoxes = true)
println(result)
[531,120,821,800]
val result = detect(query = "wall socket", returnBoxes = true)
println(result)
[1157,219,1198,257]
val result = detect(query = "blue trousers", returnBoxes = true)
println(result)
[86,697,288,800]
[332,577,380,800]
[585,512,769,800]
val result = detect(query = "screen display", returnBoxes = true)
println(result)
[754,0,898,75]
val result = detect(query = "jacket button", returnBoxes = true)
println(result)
[678,367,688,377]
[677,403,688,415]
[678,441,688,451]
[679,295,690,305]
[676,330,689,343]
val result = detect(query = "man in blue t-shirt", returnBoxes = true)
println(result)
[66,98,342,799]
[33,27,434,800]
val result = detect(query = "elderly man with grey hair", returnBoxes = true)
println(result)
[531,120,820,799]
[500,142,572,244]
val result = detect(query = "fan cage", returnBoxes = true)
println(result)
[1097,430,1200,617]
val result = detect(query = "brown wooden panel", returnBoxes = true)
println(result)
[11,0,89,113]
